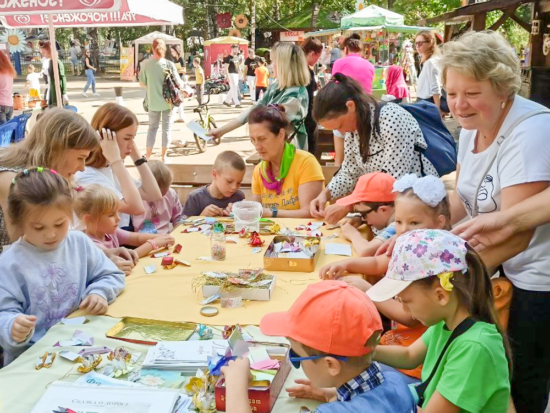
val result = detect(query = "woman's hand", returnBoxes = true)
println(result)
[310,190,329,219]
[98,128,122,164]
[452,211,513,252]
[286,379,335,402]
[319,262,348,279]
[340,276,372,292]
[208,127,225,145]
[153,235,175,248]
[323,204,350,225]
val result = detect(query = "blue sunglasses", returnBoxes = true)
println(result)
[289,348,348,369]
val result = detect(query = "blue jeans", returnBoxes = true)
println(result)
[0,105,13,125]
[147,110,173,148]
[84,69,96,93]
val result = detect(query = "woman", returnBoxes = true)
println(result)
[170,45,186,123]
[76,103,162,230]
[82,49,99,98]
[332,33,375,94]
[210,42,311,150]
[309,73,438,224]
[139,38,184,162]
[39,40,67,108]
[249,105,324,218]
[0,51,15,125]
[415,30,445,115]
[442,31,550,413]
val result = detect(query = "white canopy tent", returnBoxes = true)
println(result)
[133,31,184,71]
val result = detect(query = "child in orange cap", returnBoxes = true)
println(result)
[336,172,397,257]
[221,281,417,413]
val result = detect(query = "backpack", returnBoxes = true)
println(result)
[163,65,185,107]
[376,100,457,177]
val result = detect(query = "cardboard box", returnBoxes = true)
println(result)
[202,276,277,301]
[264,236,321,272]
[215,343,291,413]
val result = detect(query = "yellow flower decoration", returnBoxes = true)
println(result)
[437,272,454,292]
[268,223,281,234]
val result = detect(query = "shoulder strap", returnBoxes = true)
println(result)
[471,109,550,217]
[415,318,476,405]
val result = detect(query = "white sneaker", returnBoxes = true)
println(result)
[81,92,88,97]
[93,93,100,97]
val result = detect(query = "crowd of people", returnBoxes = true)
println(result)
[0,28,548,413]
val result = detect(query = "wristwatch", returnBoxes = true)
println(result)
[270,205,278,218]
[134,156,147,167]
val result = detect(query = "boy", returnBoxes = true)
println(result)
[221,281,417,413]
[336,172,396,257]
[25,65,42,100]
[193,57,204,106]
[254,57,268,102]
[183,151,246,217]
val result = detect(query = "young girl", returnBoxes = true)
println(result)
[320,174,449,382]
[369,229,511,412]
[0,168,125,366]
[75,185,175,258]
[132,160,185,234]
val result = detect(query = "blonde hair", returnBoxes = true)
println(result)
[0,108,99,173]
[416,30,440,62]
[148,160,173,191]
[153,38,167,58]
[440,30,521,98]
[27,64,35,73]
[74,184,119,221]
[271,42,310,89]
[396,188,451,230]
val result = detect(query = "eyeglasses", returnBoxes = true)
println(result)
[414,41,429,47]
[289,348,348,369]
[354,203,393,220]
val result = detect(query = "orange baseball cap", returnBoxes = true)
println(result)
[336,172,397,206]
[260,281,382,357]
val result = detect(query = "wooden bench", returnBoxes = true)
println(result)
[167,163,339,204]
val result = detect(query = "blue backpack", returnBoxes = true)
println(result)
[376,101,457,177]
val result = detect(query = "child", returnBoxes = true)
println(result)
[221,281,417,412]
[75,184,175,258]
[254,57,269,102]
[193,57,204,106]
[335,172,397,257]
[383,56,410,104]
[0,168,125,366]
[25,64,42,100]
[183,151,245,217]
[133,160,185,234]
[369,229,511,412]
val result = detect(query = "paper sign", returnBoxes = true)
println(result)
[186,120,212,141]
[325,243,353,257]
[61,316,87,325]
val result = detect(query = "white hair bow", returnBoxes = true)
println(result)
[392,174,447,207]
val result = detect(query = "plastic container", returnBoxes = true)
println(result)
[211,222,226,261]
[232,200,263,233]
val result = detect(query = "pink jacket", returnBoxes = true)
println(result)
[332,53,375,95]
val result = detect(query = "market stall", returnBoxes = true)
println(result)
[203,36,249,78]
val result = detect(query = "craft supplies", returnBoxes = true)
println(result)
[264,236,321,272]
[54,330,94,347]
[153,251,171,258]
[35,352,56,370]
[221,293,243,309]
[198,325,214,340]
[144,264,157,274]
[106,317,196,345]
[161,256,174,266]
[211,222,226,261]
[195,268,276,301]
[200,306,219,317]
[232,200,263,233]
[325,243,353,257]
[173,244,182,253]
[248,231,264,247]
[77,354,102,373]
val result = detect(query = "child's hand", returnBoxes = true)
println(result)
[80,294,108,315]
[153,235,175,248]
[11,315,36,343]
[223,203,234,216]
[319,262,348,280]
[340,276,372,292]
[340,222,359,241]
[221,357,253,389]
[286,379,336,402]
[338,216,362,228]
[201,205,224,217]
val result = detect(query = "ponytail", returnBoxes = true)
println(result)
[341,33,362,54]
[313,73,378,162]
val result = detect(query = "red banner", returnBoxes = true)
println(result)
[0,0,120,15]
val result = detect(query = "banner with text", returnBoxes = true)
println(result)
[0,0,120,15]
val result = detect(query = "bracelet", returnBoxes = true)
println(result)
[147,239,158,250]
[134,156,147,167]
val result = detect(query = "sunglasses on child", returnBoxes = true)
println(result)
[289,348,348,369]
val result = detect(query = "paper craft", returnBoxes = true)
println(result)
[173,244,182,253]
[161,256,174,266]
[153,252,171,258]
[59,351,82,362]
[54,330,94,347]
[251,247,262,254]
[226,237,239,244]
[204,217,217,224]
[200,293,220,305]
[228,327,244,351]
[35,352,56,370]
[248,347,271,364]
[186,120,212,141]
[76,371,144,388]
[61,316,87,326]
[78,346,112,356]
[325,243,353,257]
[250,359,280,370]
[144,264,157,274]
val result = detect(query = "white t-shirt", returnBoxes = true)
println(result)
[75,166,142,229]
[416,57,442,100]
[457,95,550,291]
[69,46,78,60]
[26,72,41,90]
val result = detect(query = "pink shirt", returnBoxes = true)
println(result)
[133,188,185,234]
[88,228,131,249]
[332,53,375,95]
[385,65,410,100]
[0,73,14,107]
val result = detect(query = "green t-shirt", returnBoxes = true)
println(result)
[139,58,179,112]
[421,320,510,413]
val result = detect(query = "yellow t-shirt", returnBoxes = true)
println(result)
[195,67,204,85]
[252,150,324,210]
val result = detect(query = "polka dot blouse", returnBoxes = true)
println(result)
[327,102,438,199]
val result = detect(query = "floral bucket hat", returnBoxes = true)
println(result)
[367,229,468,302]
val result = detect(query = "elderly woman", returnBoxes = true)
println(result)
[249,105,324,218]
[443,31,550,413]
[210,42,311,150]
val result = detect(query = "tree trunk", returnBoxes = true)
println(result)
[311,2,321,29]
[88,27,100,72]
[387,0,394,10]
[251,0,256,50]
[72,28,79,43]
[211,0,219,38]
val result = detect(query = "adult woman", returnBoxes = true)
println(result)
[82,49,99,98]
[210,42,311,150]
[39,40,67,107]
[415,30,444,115]
[76,103,162,230]
[139,38,184,161]
[332,33,375,94]
[310,73,438,224]
[0,51,15,125]
[250,105,324,218]
[442,31,550,413]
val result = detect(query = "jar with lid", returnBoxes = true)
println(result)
[211,222,226,261]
